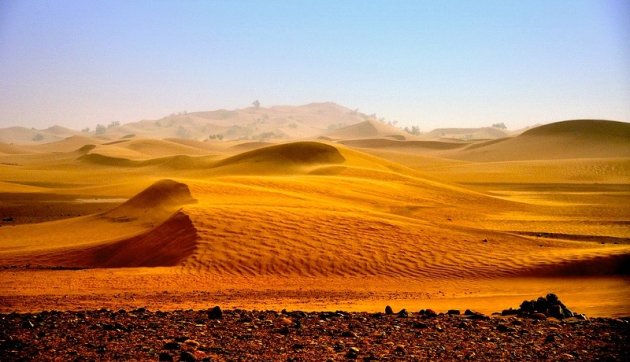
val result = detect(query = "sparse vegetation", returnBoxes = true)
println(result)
[492,122,507,129]
[32,133,44,141]
[208,134,224,140]
[404,125,421,135]
[95,124,106,135]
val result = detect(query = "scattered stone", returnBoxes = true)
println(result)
[422,309,438,318]
[1,303,627,361]
[163,341,180,350]
[502,293,576,320]
[208,306,223,320]
[158,352,174,361]
[502,308,519,316]
[179,350,197,361]
[497,324,516,333]
[341,330,357,338]
[412,322,429,329]
[531,313,547,320]
[346,347,360,359]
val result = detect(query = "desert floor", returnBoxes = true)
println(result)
[1,132,629,317]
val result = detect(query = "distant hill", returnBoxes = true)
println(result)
[0,103,376,144]
[0,125,80,144]
[96,102,373,141]
[451,119,630,161]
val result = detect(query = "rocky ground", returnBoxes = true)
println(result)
[1,300,629,362]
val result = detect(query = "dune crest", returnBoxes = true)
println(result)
[0,179,199,268]
[211,142,345,173]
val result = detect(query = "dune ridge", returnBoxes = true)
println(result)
[0,179,198,268]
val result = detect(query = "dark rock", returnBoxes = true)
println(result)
[278,326,290,335]
[398,309,409,318]
[158,352,174,361]
[520,300,535,313]
[179,351,197,361]
[385,306,393,315]
[346,347,360,359]
[412,322,429,329]
[575,314,588,321]
[423,309,438,318]
[546,293,559,304]
[531,313,547,320]
[545,334,556,343]
[208,306,223,320]
[497,324,516,333]
[447,309,460,315]
[502,308,519,316]
[548,305,563,319]
[341,330,357,338]
[163,341,180,350]
[21,319,35,329]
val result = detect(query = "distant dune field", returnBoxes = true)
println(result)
[0,118,629,316]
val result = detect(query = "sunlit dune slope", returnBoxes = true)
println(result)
[0,180,197,268]
[450,120,630,161]
[1,141,629,279]
[211,141,345,174]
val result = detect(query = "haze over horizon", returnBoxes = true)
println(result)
[1,0,629,131]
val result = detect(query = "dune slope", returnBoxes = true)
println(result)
[451,119,630,161]
[0,179,198,268]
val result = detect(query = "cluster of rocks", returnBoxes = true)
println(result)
[500,293,585,320]
[1,297,628,361]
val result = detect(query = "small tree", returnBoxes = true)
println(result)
[32,133,44,141]
[108,121,120,128]
[81,127,90,133]
[492,122,507,129]
[95,124,107,135]
[252,100,260,108]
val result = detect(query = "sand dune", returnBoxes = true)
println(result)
[451,119,630,161]
[326,120,409,140]
[211,141,346,174]
[0,179,197,268]
[339,138,466,151]
[423,126,509,140]
[1,127,629,315]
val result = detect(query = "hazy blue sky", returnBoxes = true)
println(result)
[1,0,628,130]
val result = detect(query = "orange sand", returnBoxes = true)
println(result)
[1,120,629,316]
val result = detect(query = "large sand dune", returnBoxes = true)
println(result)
[0,180,197,268]
[451,119,630,161]
[0,120,629,316]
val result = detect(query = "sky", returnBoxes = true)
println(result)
[0,0,628,131]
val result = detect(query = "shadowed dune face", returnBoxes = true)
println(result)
[0,179,198,268]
